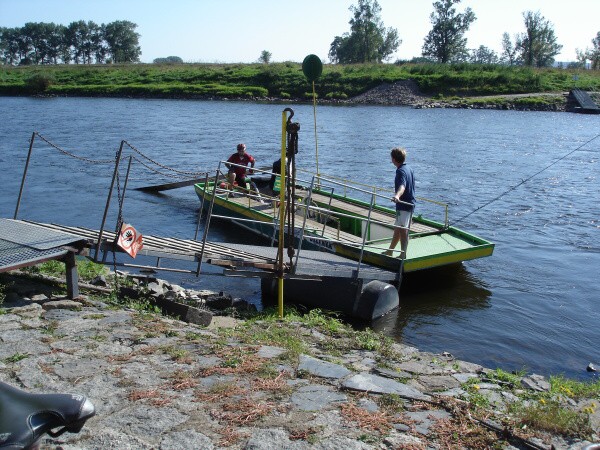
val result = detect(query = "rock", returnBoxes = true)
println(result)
[243,428,308,450]
[7,303,43,318]
[404,409,452,435]
[146,281,163,295]
[30,293,49,302]
[257,345,286,359]
[298,355,352,380]
[396,360,445,375]
[90,275,107,287]
[42,300,82,311]
[418,375,461,392]
[342,373,431,401]
[159,430,214,450]
[373,367,412,380]
[291,384,347,411]
[205,294,232,310]
[232,298,256,311]
[521,374,551,392]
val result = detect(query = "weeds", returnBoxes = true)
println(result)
[550,375,600,400]
[340,401,392,433]
[509,400,593,438]
[4,352,30,363]
[20,258,106,282]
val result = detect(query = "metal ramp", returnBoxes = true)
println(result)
[8,220,397,283]
[569,89,600,114]
[0,219,87,298]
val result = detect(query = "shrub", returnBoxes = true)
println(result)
[25,72,55,93]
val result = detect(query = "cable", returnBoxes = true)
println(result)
[450,133,600,227]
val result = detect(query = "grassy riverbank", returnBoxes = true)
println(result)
[1,62,599,101]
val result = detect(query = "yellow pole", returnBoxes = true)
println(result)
[278,110,287,318]
[312,81,319,182]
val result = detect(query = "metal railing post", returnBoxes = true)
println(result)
[293,175,316,273]
[354,192,376,279]
[118,155,133,215]
[197,163,222,276]
[14,132,37,220]
[194,172,210,240]
[95,140,125,261]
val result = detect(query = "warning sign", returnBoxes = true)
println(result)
[117,223,143,258]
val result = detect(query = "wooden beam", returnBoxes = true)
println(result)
[134,177,210,192]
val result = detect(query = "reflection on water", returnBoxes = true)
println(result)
[372,264,492,335]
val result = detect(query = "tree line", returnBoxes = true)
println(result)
[0,20,141,65]
[329,0,600,69]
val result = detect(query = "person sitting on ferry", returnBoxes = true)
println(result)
[226,143,255,189]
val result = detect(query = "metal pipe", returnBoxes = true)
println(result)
[355,193,376,279]
[197,163,222,276]
[277,110,288,318]
[119,155,133,215]
[195,172,210,240]
[14,131,36,219]
[96,140,125,261]
[320,185,335,237]
[293,175,316,273]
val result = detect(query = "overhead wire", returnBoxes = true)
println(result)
[450,133,600,227]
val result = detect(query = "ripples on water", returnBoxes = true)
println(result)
[1,97,599,380]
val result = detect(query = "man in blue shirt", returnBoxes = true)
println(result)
[384,147,415,259]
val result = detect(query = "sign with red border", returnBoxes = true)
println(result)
[117,223,143,258]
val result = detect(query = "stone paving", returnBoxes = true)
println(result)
[1,276,599,449]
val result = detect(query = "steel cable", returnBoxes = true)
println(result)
[450,133,600,227]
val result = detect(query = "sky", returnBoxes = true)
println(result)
[1,0,598,64]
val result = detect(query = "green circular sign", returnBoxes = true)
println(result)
[302,54,323,82]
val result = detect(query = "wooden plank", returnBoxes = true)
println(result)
[135,177,211,192]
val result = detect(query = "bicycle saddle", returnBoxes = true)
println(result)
[0,381,95,449]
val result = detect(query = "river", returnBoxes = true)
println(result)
[0,97,598,380]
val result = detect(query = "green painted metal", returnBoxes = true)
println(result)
[302,54,323,82]
[194,181,494,273]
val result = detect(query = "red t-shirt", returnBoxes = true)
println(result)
[227,153,255,179]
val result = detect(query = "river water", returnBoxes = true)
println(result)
[1,97,599,380]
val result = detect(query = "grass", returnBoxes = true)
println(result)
[460,369,600,440]
[4,352,30,363]
[550,375,600,400]
[2,62,599,100]
[509,400,593,438]
[23,258,108,282]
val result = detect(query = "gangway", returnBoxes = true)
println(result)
[568,89,600,114]
[2,219,398,320]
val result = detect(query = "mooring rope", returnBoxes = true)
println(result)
[450,133,600,227]
[35,132,115,164]
[32,132,211,181]
[123,140,209,177]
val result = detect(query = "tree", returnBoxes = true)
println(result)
[500,32,518,65]
[422,0,476,63]
[103,20,141,63]
[328,0,400,64]
[0,27,23,65]
[578,31,600,70]
[153,56,183,64]
[469,45,498,64]
[258,50,272,64]
[515,11,562,67]
[590,31,600,69]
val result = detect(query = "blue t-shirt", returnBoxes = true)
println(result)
[394,163,415,212]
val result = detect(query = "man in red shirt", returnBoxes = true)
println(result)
[226,143,255,188]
